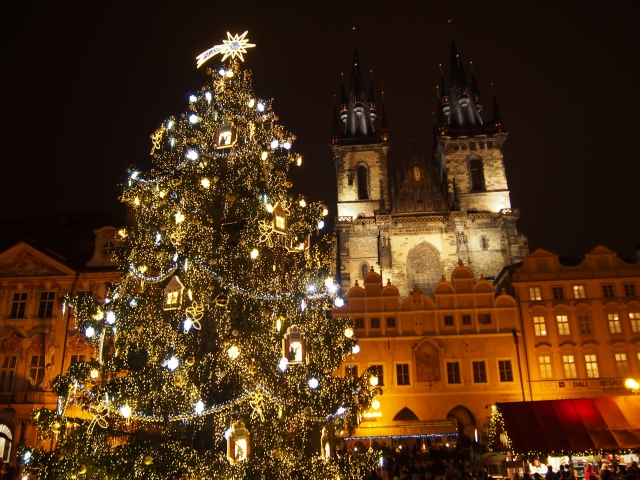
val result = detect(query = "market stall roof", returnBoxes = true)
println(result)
[346,419,458,440]
[495,396,640,455]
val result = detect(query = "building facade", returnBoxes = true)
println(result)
[0,213,120,466]
[333,265,525,443]
[496,246,640,401]
[331,43,528,299]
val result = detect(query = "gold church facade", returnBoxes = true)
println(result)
[331,43,528,301]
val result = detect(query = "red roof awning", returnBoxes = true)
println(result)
[495,396,640,455]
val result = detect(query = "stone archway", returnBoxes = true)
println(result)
[446,405,476,438]
[406,242,443,298]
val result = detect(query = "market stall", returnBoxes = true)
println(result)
[488,396,640,477]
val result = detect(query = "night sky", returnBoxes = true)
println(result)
[3,1,639,258]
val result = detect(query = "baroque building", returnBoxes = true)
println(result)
[0,213,120,466]
[496,246,640,401]
[333,266,525,444]
[331,43,528,299]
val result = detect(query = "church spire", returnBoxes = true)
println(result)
[491,85,505,132]
[470,61,482,113]
[444,41,484,130]
[331,94,340,145]
[332,43,387,144]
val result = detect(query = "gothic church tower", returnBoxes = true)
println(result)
[332,42,528,298]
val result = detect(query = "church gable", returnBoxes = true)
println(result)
[391,149,449,214]
[0,243,75,278]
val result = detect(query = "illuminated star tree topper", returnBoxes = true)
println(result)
[196,31,256,67]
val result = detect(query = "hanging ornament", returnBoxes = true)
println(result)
[272,203,287,235]
[226,421,250,464]
[258,220,275,247]
[215,121,237,149]
[150,126,165,154]
[282,325,306,365]
[216,293,229,306]
[164,276,185,310]
[87,402,109,434]
[184,301,205,331]
[285,234,310,252]
[249,391,265,421]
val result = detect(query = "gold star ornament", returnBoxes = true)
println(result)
[196,31,256,68]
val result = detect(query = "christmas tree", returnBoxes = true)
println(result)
[22,32,381,480]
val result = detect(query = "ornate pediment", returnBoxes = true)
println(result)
[0,248,69,278]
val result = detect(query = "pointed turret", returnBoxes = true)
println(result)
[444,41,484,130]
[439,64,450,117]
[470,62,482,113]
[368,73,377,121]
[340,73,348,125]
[492,90,505,133]
[331,95,340,145]
[380,88,390,142]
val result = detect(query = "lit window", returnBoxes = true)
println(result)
[624,283,636,297]
[70,354,86,366]
[462,314,472,325]
[0,355,18,392]
[556,315,570,335]
[529,287,542,301]
[396,364,410,385]
[552,287,565,300]
[38,291,56,318]
[630,313,640,333]
[447,362,461,384]
[585,354,599,378]
[386,317,396,328]
[602,284,615,298]
[345,365,358,377]
[274,215,286,231]
[29,355,45,389]
[608,313,622,334]
[102,241,114,255]
[578,315,592,335]
[533,316,547,336]
[498,360,514,382]
[444,315,454,326]
[371,365,384,386]
[472,361,487,383]
[573,285,586,299]
[354,318,365,329]
[370,318,380,329]
[563,355,577,379]
[539,356,552,380]
[166,291,180,306]
[10,292,28,318]
[614,353,629,377]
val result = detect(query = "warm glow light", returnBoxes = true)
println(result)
[352,345,360,354]
[299,199,307,207]
[369,376,378,386]
[265,203,274,213]
[261,151,268,160]
[626,378,640,391]
[167,356,179,370]
[201,178,211,188]
[228,345,240,359]
[283,142,291,149]
[186,149,198,160]
[205,92,212,102]
[184,318,193,332]
[317,220,325,229]
[270,139,279,149]
[296,156,302,166]
[344,327,354,338]
[120,405,132,418]
[334,297,344,307]
[308,377,319,389]
[195,400,205,415]
[278,357,288,372]
[106,310,116,325]
[250,249,259,259]
[189,95,197,102]
[85,326,95,338]
[257,103,265,111]
[90,369,99,379]
[371,399,381,410]
[175,212,185,224]
[248,98,255,107]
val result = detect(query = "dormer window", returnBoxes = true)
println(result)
[102,241,114,255]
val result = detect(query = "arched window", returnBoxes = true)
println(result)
[361,263,368,279]
[469,158,485,192]
[0,423,13,463]
[357,166,368,200]
[406,242,442,298]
